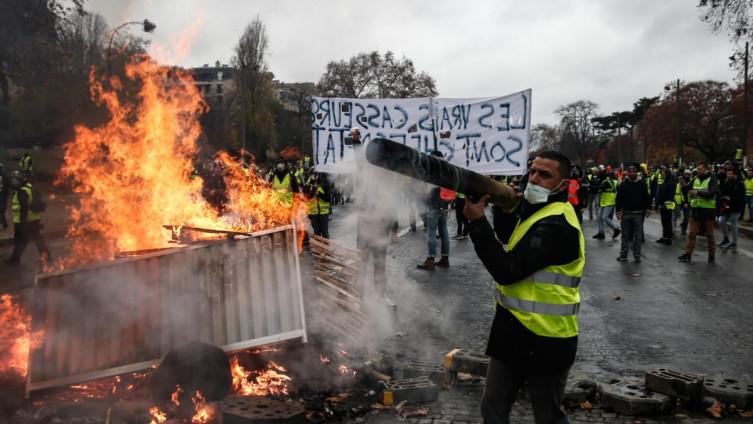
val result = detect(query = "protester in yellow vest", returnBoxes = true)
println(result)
[594,172,620,239]
[679,161,718,263]
[5,171,50,266]
[268,158,299,206]
[304,172,331,238]
[463,150,584,424]
[744,168,753,222]
[18,153,32,173]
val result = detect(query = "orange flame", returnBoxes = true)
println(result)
[0,294,43,377]
[55,55,307,269]
[230,356,292,396]
[148,406,167,424]
[171,384,183,406]
[191,390,216,423]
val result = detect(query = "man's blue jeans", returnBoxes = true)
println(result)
[598,204,619,234]
[426,208,449,257]
[721,212,740,244]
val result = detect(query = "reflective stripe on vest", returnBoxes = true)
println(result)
[745,177,753,197]
[497,201,585,338]
[690,177,716,209]
[600,179,616,206]
[519,270,581,288]
[12,185,40,223]
[495,290,580,316]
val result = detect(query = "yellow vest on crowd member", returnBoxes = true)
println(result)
[18,154,32,172]
[456,193,465,200]
[12,184,40,224]
[690,177,716,209]
[674,183,684,205]
[600,179,617,207]
[496,201,585,338]
[744,177,753,197]
[272,173,293,205]
[305,179,330,215]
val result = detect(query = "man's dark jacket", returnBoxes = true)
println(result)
[468,190,580,371]
[615,178,650,212]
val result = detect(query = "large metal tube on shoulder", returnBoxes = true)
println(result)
[364,138,520,210]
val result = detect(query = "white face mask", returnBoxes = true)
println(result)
[523,183,552,204]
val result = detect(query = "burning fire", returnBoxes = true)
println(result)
[230,356,292,396]
[0,294,43,377]
[148,406,167,424]
[55,55,307,269]
[171,384,183,406]
[191,390,217,423]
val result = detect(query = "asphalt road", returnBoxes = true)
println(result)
[325,204,753,379]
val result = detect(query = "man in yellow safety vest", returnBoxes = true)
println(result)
[464,150,584,424]
[304,172,331,238]
[268,158,299,206]
[679,161,718,263]
[744,167,753,222]
[5,171,50,266]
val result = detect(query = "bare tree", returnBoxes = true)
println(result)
[530,123,560,152]
[318,50,437,98]
[698,0,753,75]
[59,12,108,76]
[556,100,600,164]
[232,16,277,157]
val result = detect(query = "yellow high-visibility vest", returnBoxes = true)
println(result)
[600,179,617,206]
[12,184,40,224]
[690,177,716,209]
[496,201,585,338]
[272,173,293,205]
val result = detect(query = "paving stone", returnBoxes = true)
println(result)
[701,375,753,409]
[383,376,439,405]
[644,369,704,403]
[599,379,673,416]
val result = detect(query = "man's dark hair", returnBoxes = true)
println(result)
[697,160,708,167]
[536,150,571,180]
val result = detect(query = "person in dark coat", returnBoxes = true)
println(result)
[654,167,677,244]
[718,167,746,249]
[615,164,651,262]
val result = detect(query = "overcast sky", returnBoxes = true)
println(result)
[87,0,737,124]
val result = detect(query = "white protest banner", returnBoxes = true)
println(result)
[310,89,531,175]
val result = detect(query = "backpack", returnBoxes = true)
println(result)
[30,187,47,213]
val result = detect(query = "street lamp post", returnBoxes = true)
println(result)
[106,19,156,77]
[676,79,683,167]
[744,41,749,167]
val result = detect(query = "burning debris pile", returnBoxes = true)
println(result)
[54,55,307,270]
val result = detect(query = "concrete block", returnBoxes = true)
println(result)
[383,376,438,405]
[702,375,753,409]
[402,360,446,385]
[444,349,490,377]
[221,395,305,423]
[644,369,704,402]
[599,379,673,416]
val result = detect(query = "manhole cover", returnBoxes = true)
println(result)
[222,395,305,423]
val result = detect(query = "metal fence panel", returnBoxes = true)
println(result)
[26,225,306,395]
